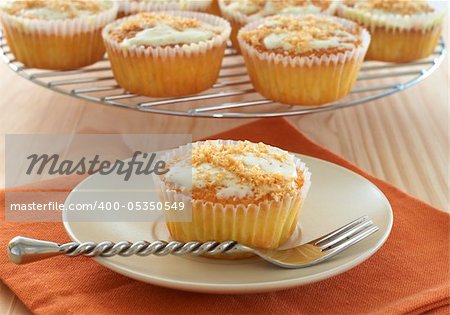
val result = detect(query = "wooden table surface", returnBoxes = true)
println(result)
[1,23,448,314]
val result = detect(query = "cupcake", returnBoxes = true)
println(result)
[219,0,337,52]
[0,0,118,70]
[336,0,445,63]
[155,140,311,258]
[102,12,230,97]
[238,14,371,106]
[118,0,219,18]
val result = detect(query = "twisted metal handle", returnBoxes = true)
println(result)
[8,236,246,265]
[60,240,240,257]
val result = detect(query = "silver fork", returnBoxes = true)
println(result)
[8,216,378,269]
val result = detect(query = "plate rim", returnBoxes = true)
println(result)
[63,153,393,294]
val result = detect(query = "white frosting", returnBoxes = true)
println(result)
[216,181,254,199]
[164,164,193,189]
[165,143,298,199]
[309,30,356,49]
[261,19,358,51]
[309,38,355,50]
[2,1,112,20]
[119,0,213,13]
[21,8,92,19]
[227,0,260,15]
[263,33,292,50]
[339,0,446,31]
[280,4,322,15]
[225,0,326,17]
[165,161,256,198]
[139,0,213,6]
[122,24,214,47]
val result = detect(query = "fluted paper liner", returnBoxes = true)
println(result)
[0,2,118,70]
[102,11,231,97]
[237,15,371,105]
[153,140,312,253]
[336,1,446,32]
[336,2,445,62]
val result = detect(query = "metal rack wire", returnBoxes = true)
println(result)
[0,31,446,118]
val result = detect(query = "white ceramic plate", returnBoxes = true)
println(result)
[63,154,393,294]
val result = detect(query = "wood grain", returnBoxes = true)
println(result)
[0,19,448,315]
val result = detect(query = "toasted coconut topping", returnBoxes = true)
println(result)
[107,12,223,47]
[126,0,213,7]
[343,0,434,15]
[1,0,112,19]
[163,141,305,204]
[239,15,362,57]
[223,0,331,17]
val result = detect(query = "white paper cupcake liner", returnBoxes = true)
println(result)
[102,11,231,58]
[238,14,371,68]
[153,140,312,227]
[218,0,337,26]
[118,0,213,16]
[0,2,119,36]
[336,1,446,32]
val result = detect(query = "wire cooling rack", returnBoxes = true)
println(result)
[0,31,446,118]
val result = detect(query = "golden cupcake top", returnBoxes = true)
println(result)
[239,15,362,57]
[163,140,305,204]
[342,0,434,15]
[337,0,445,31]
[221,0,332,17]
[0,0,113,19]
[107,12,224,47]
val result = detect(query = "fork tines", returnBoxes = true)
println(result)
[312,216,379,253]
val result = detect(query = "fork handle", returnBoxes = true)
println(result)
[8,236,245,265]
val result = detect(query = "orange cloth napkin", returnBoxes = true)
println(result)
[1,118,449,315]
